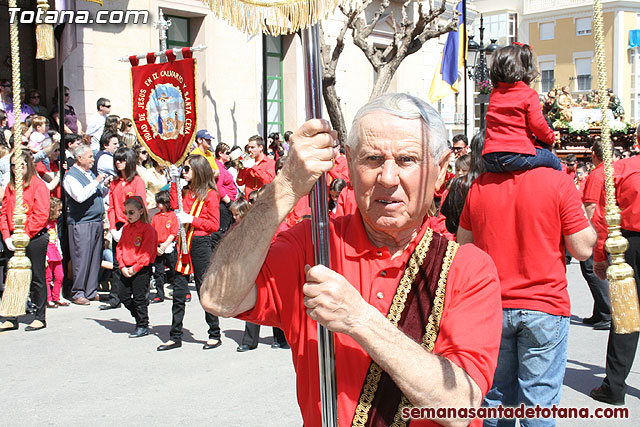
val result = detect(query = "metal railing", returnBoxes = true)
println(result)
[525,0,592,14]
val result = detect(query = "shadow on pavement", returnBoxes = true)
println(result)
[89,318,203,344]
[223,328,277,346]
[565,358,640,399]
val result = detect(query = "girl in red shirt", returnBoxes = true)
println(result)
[117,195,157,338]
[483,43,562,173]
[45,197,67,308]
[0,152,51,332]
[157,154,221,351]
[100,147,146,310]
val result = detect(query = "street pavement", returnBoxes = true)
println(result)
[0,260,638,426]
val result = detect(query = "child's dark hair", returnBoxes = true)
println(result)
[155,190,171,208]
[49,197,62,220]
[229,197,250,220]
[490,43,539,88]
[124,196,149,224]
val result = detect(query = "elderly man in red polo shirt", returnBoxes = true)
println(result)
[458,154,596,426]
[202,93,503,427]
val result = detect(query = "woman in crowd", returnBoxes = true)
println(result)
[0,152,51,332]
[157,154,221,351]
[440,131,486,236]
[214,142,237,202]
[133,144,150,177]
[0,110,10,146]
[119,118,137,147]
[26,89,48,116]
[51,86,82,134]
[101,115,120,142]
[143,157,168,212]
[99,147,146,311]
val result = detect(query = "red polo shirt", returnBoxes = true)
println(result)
[483,81,555,156]
[236,155,275,197]
[238,212,502,427]
[116,220,157,272]
[328,154,349,184]
[582,163,605,205]
[460,168,590,316]
[108,176,147,228]
[593,156,640,262]
[334,184,357,218]
[0,176,50,240]
[151,210,179,244]
[36,160,61,199]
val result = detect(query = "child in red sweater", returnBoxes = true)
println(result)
[117,195,157,338]
[45,197,68,308]
[150,190,178,303]
[482,43,562,173]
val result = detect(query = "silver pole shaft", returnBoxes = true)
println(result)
[301,24,338,427]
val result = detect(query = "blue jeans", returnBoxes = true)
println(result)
[483,309,569,427]
[484,149,562,173]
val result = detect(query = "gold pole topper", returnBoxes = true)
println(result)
[593,0,640,333]
[0,0,32,317]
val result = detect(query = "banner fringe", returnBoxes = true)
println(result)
[201,0,342,35]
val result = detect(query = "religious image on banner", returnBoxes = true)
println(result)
[148,84,185,139]
[130,51,196,166]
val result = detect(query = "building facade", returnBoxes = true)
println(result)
[0,0,474,146]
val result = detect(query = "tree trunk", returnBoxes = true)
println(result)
[370,63,398,100]
[322,77,348,146]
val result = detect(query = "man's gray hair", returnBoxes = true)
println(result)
[345,93,449,164]
[73,145,91,159]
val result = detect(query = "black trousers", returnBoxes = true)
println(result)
[118,265,151,328]
[580,255,611,321]
[152,251,177,299]
[242,322,287,347]
[603,230,640,399]
[106,223,124,307]
[5,232,48,323]
[169,235,220,342]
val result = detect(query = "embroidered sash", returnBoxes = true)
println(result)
[351,229,459,427]
[175,194,207,275]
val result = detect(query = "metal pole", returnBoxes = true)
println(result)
[463,0,468,137]
[301,24,338,427]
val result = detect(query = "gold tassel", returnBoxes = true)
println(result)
[201,0,341,35]
[35,0,55,60]
[0,0,33,317]
[593,0,640,333]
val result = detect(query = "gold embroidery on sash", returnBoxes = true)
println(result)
[351,228,434,427]
[391,240,459,427]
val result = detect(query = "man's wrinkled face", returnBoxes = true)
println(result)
[347,112,443,238]
[77,148,94,170]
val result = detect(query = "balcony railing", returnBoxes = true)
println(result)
[525,0,593,14]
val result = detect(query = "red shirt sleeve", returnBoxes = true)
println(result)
[558,175,591,236]
[168,211,179,237]
[592,191,608,263]
[525,89,555,145]
[25,178,51,238]
[254,159,276,185]
[169,182,178,210]
[191,190,220,233]
[0,188,12,241]
[108,180,117,229]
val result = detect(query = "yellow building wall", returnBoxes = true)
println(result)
[529,12,615,93]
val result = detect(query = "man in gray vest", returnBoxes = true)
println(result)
[63,145,111,305]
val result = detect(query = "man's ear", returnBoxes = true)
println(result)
[434,149,452,190]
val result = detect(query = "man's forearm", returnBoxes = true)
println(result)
[352,308,481,427]
[200,174,299,317]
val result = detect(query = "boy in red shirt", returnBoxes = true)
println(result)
[150,190,178,303]
[117,196,157,338]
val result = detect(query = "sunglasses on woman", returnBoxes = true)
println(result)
[182,165,191,173]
